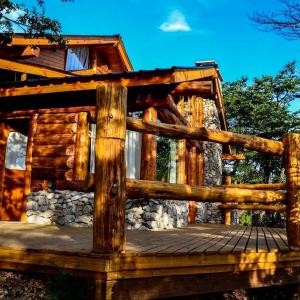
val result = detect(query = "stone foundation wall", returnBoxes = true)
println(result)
[26,191,188,229]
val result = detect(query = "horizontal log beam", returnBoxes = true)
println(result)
[222,154,246,160]
[126,117,285,156]
[0,58,73,78]
[126,178,286,204]
[219,204,286,212]
[218,183,286,190]
[171,81,213,96]
[157,109,202,151]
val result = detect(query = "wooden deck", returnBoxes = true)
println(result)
[0,222,290,254]
[1,222,300,299]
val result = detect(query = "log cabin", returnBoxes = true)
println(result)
[0,34,299,299]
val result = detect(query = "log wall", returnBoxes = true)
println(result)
[31,112,90,181]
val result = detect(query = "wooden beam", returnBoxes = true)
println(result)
[176,97,186,185]
[0,106,95,120]
[157,109,201,151]
[222,154,246,160]
[0,68,219,98]
[73,112,89,181]
[0,58,73,78]
[219,204,286,212]
[93,84,127,253]
[126,117,285,156]
[140,107,157,180]
[0,46,40,59]
[224,176,232,225]
[195,97,205,186]
[22,114,38,221]
[171,81,213,96]
[283,133,300,248]
[126,179,286,204]
[218,183,286,190]
[187,96,197,224]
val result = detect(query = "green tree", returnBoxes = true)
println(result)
[223,62,300,184]
[0,0,70,46]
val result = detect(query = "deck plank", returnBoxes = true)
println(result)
[245,226,257,253]
[232,226,251,253]
[257,227,269,253]
[267,227,290,252]
[261,227,279,252]
[218,226,247,254]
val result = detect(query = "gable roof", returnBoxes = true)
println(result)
[0,34,133,72]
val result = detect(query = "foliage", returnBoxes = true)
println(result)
[238,211,252,226]
[0,0,70,46]
[156,136,176,182]
[223,62,300,184]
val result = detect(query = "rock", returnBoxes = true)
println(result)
[71,195,81,201]
[65,215,75,223]
[41,210,54,218]
[27,201,38,211]
[75,215,90,224]
[83,205,92,214]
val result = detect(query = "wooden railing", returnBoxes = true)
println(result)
[93,84,300,253]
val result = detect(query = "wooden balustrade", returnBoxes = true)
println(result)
[219,204,286,212]
[90,86,300,252]
[126,179,286,204]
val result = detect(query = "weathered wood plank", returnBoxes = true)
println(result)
[37,113,79,124]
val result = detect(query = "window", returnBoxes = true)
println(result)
[5,132,28,170]
[65,47,90,71]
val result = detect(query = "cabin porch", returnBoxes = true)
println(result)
[0,222,298,299]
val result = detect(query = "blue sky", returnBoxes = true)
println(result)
[27,0,299,110]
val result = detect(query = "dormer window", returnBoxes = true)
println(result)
[65,47,90,71]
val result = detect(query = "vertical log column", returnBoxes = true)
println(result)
[224,176,232,225]
[140,106,157,180]
[93,84,127,253]
[187,96,197,224]
[283,133,300,248]
[22,114,38,221]
[195,97,205,187]
[176,97,186,185]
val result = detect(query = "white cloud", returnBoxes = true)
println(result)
[160,10,191,32]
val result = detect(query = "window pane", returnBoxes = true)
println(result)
[65,47,90,71]
[5,132,28,170]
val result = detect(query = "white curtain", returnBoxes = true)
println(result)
[5,132,28,170]
[65,47,90,71]
[89,124,142,179]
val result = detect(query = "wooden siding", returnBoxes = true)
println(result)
[25,49,66,70]
[31,112,89,181]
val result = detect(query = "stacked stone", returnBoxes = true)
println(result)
[26,190,94,226]
[125,199,188,230]
[196,99,223,224]
[26,192,188,230]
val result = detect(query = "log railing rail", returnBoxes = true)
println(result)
[93,83,299,253]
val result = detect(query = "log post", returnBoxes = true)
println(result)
[140,106,157,180]
[187,96,197,224]
[195,97,205,186]
[283,133,300,248]
[176,97,186,184]
[93,84,127,253]
[224,176,232,225]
